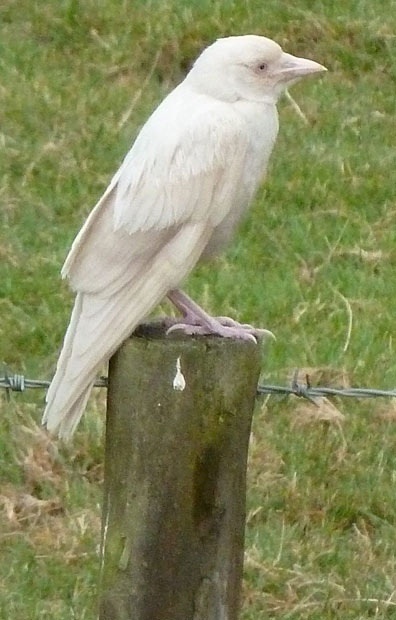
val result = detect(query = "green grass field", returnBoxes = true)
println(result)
[1,1,396,617]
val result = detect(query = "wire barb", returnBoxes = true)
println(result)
[2,366,26,401]
[289,369,318,404]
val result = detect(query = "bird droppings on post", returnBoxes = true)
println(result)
[173,356,186,391]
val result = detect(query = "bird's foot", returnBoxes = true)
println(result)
[166,316,273,344]
[165,289,274,344]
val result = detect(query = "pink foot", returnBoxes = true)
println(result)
[166,289,274,344]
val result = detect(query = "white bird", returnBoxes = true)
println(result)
[42,34,326,439]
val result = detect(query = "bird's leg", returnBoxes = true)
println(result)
[165,289,274,344]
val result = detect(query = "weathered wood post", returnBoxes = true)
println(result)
[99,323,261,620]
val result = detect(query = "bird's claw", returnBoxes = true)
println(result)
[215,316,275,340]
[164,294,274,343]
[166,317,274,344]
[166,322,257,343]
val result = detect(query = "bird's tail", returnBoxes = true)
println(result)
[42,275,170,440]
[42,293,99,439]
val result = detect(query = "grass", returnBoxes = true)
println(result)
[1,0,396,617]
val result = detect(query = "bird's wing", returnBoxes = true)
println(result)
[44,91,251,437]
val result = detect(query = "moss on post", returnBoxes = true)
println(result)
[99,324,261,620]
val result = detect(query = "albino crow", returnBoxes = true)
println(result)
[43,35,326,438]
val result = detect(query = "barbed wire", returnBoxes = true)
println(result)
[0,372,107,393]
[1,368,396,401]
[257,384,396,399]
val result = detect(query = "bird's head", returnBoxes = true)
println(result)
[186,35,326,103]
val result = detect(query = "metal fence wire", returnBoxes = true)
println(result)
[1,368,396,402]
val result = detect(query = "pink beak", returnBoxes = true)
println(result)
[275,52,327,82]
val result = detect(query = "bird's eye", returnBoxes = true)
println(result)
[257,63,267,72]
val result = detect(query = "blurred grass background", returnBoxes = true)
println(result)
[1,0,396,618]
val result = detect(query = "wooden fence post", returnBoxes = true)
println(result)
[99,323,261,620]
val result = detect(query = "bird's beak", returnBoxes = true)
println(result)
[275,52,327,82]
